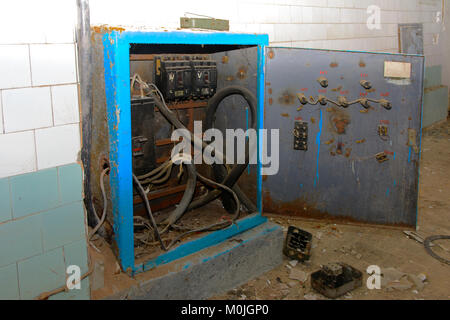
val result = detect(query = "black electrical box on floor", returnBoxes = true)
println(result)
[311,263,363,299]
[283,226,312,261]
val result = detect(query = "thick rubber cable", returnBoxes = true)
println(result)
[203,85,258,213]
[424,235,450,265]
[161,163,197,227]
[150,88,257,215]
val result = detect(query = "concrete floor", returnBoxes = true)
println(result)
[213,120,450,300]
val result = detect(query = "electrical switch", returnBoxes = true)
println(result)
[360,80,372,90]
[317,77,329,88]
[338,96,349,108]
[293,121,308,151]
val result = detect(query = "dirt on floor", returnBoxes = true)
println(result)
[212,120,450,300]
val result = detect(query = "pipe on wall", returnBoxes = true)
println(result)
[77,0,100,231]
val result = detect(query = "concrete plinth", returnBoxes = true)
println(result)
[106,222,284,300]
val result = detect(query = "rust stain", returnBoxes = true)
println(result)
[268,98,273,105]
[331,86,342,92]
[359,60,366,68]
[92,25,126,33]
[330,62,339,68]
[278,90,296,106]
[360,109,369,114]
[324,139,335,145]
[236,66,248,80]
[268,50,275,59]
[356,139,366,144]
[332,117,350,134]
[345,148,352,158]
[310,117,316,124]
[222,55,229,64]
[226,76,234,81]
[263,192,413,228]
[281,113,290,118]
[268,88,273,95]
[329,109,350,135]
[326,107,333,113]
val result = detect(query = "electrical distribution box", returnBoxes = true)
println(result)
[92,29,423,274]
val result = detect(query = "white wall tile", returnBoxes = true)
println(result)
[52,85,80,126]
[2,87,53,133]
[0,45,31,89]
[30,44,77,86]
[0,94,3,134]
[35,123,80,170]
[0,131,36,178]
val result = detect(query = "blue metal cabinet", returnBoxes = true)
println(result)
[100,30,268,274]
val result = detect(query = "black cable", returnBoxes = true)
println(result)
[192,85,258,213]
[165,172,241,250]
[149,86,257,215]
[424,235,450,265]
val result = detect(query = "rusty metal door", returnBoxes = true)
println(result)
[263,47,424,227]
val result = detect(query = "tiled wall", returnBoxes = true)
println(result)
[0,1,89,300]
[0,163,89,300]
[90,0,447,70]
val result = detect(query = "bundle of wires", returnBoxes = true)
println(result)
[125,74,258,251]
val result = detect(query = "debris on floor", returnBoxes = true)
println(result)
[283,226,312,262]
[288,268,308,283]
[381,267,427,292]
[311,263,363,299]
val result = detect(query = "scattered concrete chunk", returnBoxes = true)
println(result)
[289,268,308,283]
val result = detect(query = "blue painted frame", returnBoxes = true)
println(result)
[102,30,268,274]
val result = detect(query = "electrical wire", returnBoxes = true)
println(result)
[424,235,450,265]
[88,167,110,240]
[132,173,167,251]
[129,78,254,249]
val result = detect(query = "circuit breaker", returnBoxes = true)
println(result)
[154,55,217,101]
[191,57,217,99]
[154,56,192,101]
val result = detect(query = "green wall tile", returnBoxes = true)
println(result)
[11,168,59,219]
[41,202,86,251]
[58,163,83,204]
[18,248,66,300]
[0,263,20,300]
[49,278,90,300]
[424,65,442,88]
[0,178,11,223]
[0,214,42,267]
[423,86,449,128]
[64,238,89,274]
